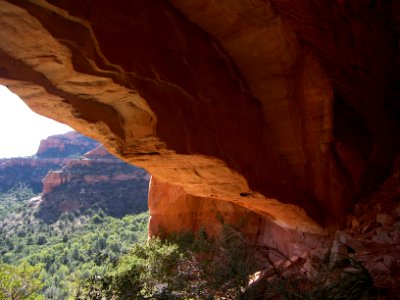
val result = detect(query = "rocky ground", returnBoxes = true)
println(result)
[341,157,400,296]
[249,156,400,299]
[282,156,400,299]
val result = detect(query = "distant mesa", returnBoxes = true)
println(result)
[0,131,100,193]
[36,131,100,158]
[0,131,149,223]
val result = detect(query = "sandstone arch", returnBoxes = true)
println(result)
[1,0,399,253]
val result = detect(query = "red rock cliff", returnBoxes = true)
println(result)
[37,131,100,158]
[0,0,399,235]
[42,170,76,194]
[37,145,149,223]
[42,145,147,194]
[0,131,102,193]
[0,157,68,193]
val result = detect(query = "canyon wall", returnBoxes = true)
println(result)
[36,131,100,158]
[149,176,322,258]
[38,145,149,223]
[0,157,66,193]
[0,131,98,193]
[0,0,399,241]
[0,130,149,223]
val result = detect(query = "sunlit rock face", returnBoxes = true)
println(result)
[38,145,149,224]
[0,132,98,193]
[0,0,399,238]
[37,131,100,158]
[149,176,322,258]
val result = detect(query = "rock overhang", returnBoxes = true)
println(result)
[0,0,399,234]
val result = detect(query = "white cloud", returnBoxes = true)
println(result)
[0,85,73,158]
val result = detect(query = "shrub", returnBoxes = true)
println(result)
[36,235,47,245]
[0,263,43,300]
[77,227,258,299]
[77,224,379,300]
[91,214,103,225]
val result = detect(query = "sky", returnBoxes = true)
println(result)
[0,85,73,158]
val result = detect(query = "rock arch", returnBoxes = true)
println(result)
[1,0,399,254]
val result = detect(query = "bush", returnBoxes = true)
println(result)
[77,223,380,300]
[91,214,103,225]
[36,235,47,245]
[0,263,44,300]
[77,227,258,299]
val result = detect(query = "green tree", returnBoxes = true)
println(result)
[36,235,47,245]
[0,263,43,300]
[91,214,103,225]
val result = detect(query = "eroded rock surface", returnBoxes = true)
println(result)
[0,131,98,193]
[0,157,66,193]
[0,0,399,234]
[37,131,100,158]
[149,176,323,259]
[38,145,149,223]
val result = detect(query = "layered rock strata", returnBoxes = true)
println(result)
[38,145,149,223]
[0,131,99,193]
[0,157,67,193]
[36,131,100,158]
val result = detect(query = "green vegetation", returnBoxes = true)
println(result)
[0,184,35,218]
[0,263,43,300]
[0,187,378,300]
[76,226,258,299]
[77,226,378,300]
[0,186,148,299]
